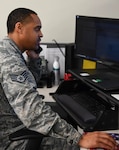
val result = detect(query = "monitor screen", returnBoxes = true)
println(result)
[75,15,119,65]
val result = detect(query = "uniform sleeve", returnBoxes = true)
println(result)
[1,55,82,145]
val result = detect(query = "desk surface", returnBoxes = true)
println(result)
[37,85,58,102]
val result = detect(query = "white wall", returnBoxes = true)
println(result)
[1,0,119,43]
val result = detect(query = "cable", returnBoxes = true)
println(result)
[52,39,65,57]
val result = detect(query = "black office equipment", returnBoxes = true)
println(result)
[57,94,97,124]
[84,71,119,91]
[53,80,119,131]
[53,15,119,132]
[75,15,119,67]
[72,15,119,91]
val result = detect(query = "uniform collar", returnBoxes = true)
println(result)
[3,36,23,55]
[3,36,26,64]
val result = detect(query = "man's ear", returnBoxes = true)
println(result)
[15,22,23,33]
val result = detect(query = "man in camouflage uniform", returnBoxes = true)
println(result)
[0,8,116,150]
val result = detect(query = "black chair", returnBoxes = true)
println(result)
[6,127,47,150]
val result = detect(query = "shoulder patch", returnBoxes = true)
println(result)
[10,71,29,83]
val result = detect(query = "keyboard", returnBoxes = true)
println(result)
[56,92,105,124]
[70,92,105,117]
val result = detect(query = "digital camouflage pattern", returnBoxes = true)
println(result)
[26,57,42,84]
[0,37,81,150]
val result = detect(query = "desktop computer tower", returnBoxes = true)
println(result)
[65,43,85,73]
[65,43,75,72]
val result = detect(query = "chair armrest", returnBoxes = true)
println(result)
[9,128,46,141]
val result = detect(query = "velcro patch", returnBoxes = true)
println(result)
[10,71,29,83]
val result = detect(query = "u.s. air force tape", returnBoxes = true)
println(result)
[10,70,29,83]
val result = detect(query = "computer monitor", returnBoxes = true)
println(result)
[74,15,119,67]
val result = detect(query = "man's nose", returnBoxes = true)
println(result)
[39,30,43,38]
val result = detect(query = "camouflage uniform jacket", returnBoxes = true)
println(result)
[0,37,81,149]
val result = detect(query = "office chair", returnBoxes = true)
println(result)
[7,127,47,150]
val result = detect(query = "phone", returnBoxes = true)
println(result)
[34,46,42,54]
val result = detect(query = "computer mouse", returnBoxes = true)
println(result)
[109,133,119,140]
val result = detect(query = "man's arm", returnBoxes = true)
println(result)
[1,53,81,146]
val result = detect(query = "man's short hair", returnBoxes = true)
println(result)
[7,8,37,33]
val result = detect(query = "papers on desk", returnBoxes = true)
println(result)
[111,94,119,101]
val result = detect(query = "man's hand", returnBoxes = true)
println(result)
[26,50,40,59]
[79,131,117,150]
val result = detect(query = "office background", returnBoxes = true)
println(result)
[0,0,119,43]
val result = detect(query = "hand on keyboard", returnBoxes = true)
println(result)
[78,131,117,150]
